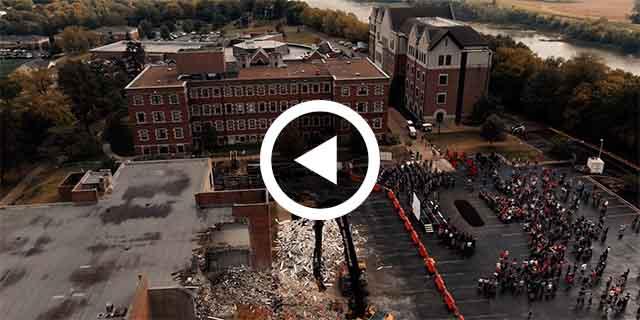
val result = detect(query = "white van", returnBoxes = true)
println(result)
[408,126,417,138]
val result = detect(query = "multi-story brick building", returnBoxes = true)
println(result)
[125,41,389,156]
[369,5,491,123]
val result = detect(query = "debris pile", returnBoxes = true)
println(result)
[193,219,366,319]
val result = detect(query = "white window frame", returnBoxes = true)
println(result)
[439,74,448,86]
[226,120,235,131]
[258,119,267,129]
[373,101,383,113]
[374,84,383,96]
[235,103,245,114]
[341,86,350,96]
[190,105,201,117]
[246,86,254,96]
[152,111,165,123]
[214,120,224,131]
[248,119,256,129]
[372,118,382,129]
[213,104,222,115]
[237,119,246,131]
[257,85,265,96]
[136,112,146,124]
[169,94,179,105]
[171,110,182,122]
[133,95,144,105]
[279,101,288,112]
[199,87,209,98]
[138,129,149,141]
[268,85,277,95]
[258,102,267,113]
[189,88,199,99]
[202,104,212,116]
[151,94,162,105]
[174,127,184,139]
[357,86,368,96]
[155,128,168,140]
[192,121,202,133]
[436,92,447,105]
[356,102,367,113]
[290,83,298,94]
[269,101,277,113]
[212,87,221,97]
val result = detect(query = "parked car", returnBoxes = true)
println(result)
[406,120,414,128]
[422,123,433,133]
[408,126,417,138]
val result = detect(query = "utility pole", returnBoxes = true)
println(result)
[598,138,604,159]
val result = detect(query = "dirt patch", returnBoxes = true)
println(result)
[69,260,116,289]
[0,267,27,290]
[24,235,52,256]
[100,203,172,224]
[35,298,87,320]
[454,200,485,227]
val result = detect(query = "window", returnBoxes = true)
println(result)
[258,119,267,129]
[169,94,179,105]
[341,86,350,96]
[133,95,144,105]
[226,120,235,131]
[246,103,255,113]
[357,86,368,96]
[279,101,288,111]
[439,74,448,86]
[215,120,224,131]
[202,104,212,116]
[312,83,319,94]
[372,118,382,129]
[192,121,202,133]
[190,105,201,117]
[156,128,168,140]
[136,112,146,124]
[356,102,367,113]
[246,86,254,96]
[225,103,234,115]
[212,87,221,97]
[291,83,298,94]
[279,84,288,94]
[373,101,383,113]
[237,119,246,130]
[445,55,452,66]
[224,86,232,97]
[438,55,445,66]
[171,111,182,122]
[374,84,384,96]
[248,119,256,129]
[269,101,277,113]
[174,127,184,139]
[268,85,277,95]
[189,88,199,99]
[138,129,149,141]
[199,87,209,98]
[159,146,169,154]
[436,92,447,104]
[235,103,244,114]
[233,86,243,97]
[301,83,308,93]
[257,85,265,96]
[153,111,165,122]
[213,104,222,115]
[151,95,162,105]
[258,102,267,113]
[323,83,331,93]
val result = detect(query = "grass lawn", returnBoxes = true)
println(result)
[13,165,100,205]
[427,131,543,161]
[282,26,321,45]
[0,165,36,199]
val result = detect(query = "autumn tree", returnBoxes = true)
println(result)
[57,26,99,54]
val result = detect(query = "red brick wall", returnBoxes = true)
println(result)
[423,68,460,118]
[71,189,98,203]
[232,203,273,270]
[129,275,151,320]
[333,79,389,134]
[462,67,490,117]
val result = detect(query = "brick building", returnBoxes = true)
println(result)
[369,5,491,123]
[125,42,389,156]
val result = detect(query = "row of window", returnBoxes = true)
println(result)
[140,144,186,155]
[136,110,183,124]
[133,94,179,106]
[189,82,332,99]
[190,100,385,117]
[138,127,184,142]
[406,91,448,105]
[405,73,448,87]
[190,115,384,134]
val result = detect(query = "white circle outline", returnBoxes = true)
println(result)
[259,100,380,221]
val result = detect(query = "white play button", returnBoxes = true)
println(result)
[294,136,337,184]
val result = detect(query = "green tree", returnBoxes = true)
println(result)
[0,79,21,186]
[138,19,154,39]
[104,112,134,156]
[480,115,506,144]
[160,24,171,40]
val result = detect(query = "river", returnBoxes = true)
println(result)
[301,0,640,75]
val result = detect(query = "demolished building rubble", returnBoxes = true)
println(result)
[193,219,367,319]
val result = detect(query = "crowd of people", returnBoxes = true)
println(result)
[475,163,640,318]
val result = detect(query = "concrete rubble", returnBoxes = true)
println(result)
[192,219,366,319]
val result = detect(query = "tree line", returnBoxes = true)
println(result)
[632,0,640,24]
[453,2,640,53]
[473,35,639,164]
[0,0,368,43]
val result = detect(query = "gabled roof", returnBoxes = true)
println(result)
[250,48,270,65]
[428,26,488,50]
[387,4,454,32]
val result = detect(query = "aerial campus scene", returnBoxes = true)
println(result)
[0,0,639,319]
